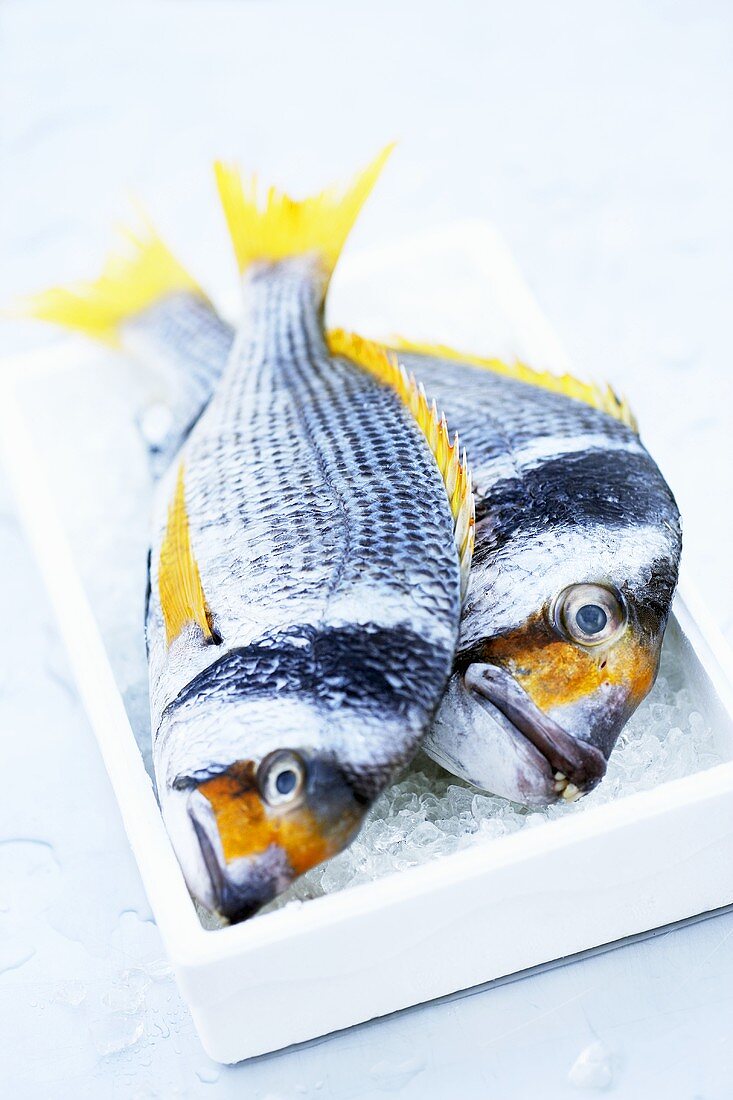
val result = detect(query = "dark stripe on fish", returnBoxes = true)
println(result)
[163,623,448,720]
[473,449,679,562]
[630,553,681,627]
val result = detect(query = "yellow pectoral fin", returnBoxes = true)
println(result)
[158,464,214,646]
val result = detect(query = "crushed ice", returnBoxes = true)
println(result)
[265,632,721,912]
[18,357,725,924]
[53,980,87,1007]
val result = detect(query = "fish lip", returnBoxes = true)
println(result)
[187,790,277,923]
[187,791,226,896]
[463,663,608,794]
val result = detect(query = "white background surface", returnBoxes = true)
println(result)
[1,1,732,1096]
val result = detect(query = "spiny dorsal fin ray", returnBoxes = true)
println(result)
[15,216,206,347]
[328,329,475,599]
[214,145,394,293]
[159,464,214,646]
[386,336,638,434]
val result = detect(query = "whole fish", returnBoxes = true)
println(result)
[24,151,473,920]
[335,337,681,807]
[24,164,682,814]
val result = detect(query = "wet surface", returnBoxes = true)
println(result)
[1,1,732,1096]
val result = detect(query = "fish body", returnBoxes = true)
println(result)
[367,341,681,805]
[147,258,462,882]
[135,298,680,808]
[124,291,232,472]
[21,152,470,919]
[143,159,466,919]
[22,161,682,824]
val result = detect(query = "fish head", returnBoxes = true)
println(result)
[158,693,368,921]
[155,639,426,922]
[426,504,682,806]
[186,751,364,922]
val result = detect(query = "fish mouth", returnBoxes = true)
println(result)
[187,789,290,922]
[184,756,365,922]
[464,663,607,800]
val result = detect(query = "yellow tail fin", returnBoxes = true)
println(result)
[16,219,205,347]
[214,144,394,291]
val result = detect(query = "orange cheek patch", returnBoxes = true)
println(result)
[197,770,357,877]
[483,623,657,714]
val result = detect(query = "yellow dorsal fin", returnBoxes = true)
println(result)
[328,329,475,599]
[159,464,214,647]
[15,218,205,347]
[388,337,638,433]
[214,144,394,292]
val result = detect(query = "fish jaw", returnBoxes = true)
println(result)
[163,754,365,922]
[424,664,611,807]
[463,663,607,792]
[424,675,560,807]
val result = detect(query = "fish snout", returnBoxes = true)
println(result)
[464,663,608,801]
[186,754,364,922]
[186,789,288,921]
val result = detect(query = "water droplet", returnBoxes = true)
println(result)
[88,1012,144,1056]
[0,938,36,975]
[54,979,86,1006]
[196,1067,220,1084]
[139,402,173,447]
[568,1041,613,1090]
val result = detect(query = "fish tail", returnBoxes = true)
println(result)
[14,217,205,347]
[214,144,394,296]
[328,329,475,598]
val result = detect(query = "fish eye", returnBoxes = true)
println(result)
[258,750,307,808]
[554,583,627,647]
[576,603,607,635]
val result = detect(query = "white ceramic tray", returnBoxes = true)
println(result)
[3,223,733,1064]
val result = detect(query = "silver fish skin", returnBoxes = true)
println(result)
[18,153,464,916]
[123,292,232,474]
[29,189,672,815]
[147,258,462,921]
[395,350,681,806]
[134,302,680,808]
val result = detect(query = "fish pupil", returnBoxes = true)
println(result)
[576,604,608,635]
[275,769,297,795]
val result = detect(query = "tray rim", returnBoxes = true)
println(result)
[2,339,733,973]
